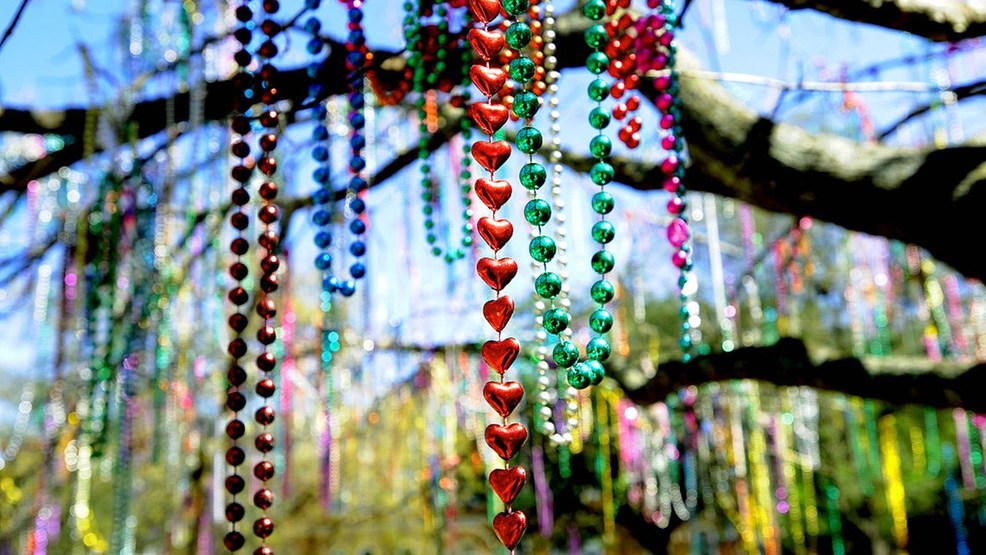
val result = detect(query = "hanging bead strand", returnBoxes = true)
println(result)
[567,0,617,389]
[466,0,528,551]
[223,1,256,551]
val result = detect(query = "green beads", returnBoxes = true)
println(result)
[567,364,591,390]
[586,337,611,361]
[589,308,613,334]
[590,135,612,158]
[524,199,551,226]
[584,24,608,48]
[587,79,609,102]
[588,107,610,130]
[583,360,605,386]
[586,51,609,74]
[519,162,546,190]
[581,0,606,20]
[529,235,557,262]
[591,250,615,274]
[509,56,536,84]
[542,307,570,334]
[552,341,579,368]
[591,279,615,303]
[535,272,562,299]
[512,91,539,119]
[590,162,615,185]
[502,0,529,16]
[516,127,543,154]
[591,191,614,214]
[591,221,615,244]
[505,22,532,50]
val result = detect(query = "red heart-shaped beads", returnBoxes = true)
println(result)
[489,466,527,505]
[482,296,514,333]
[468,102,509,135]
[474,178,512,211]
[493,510,527,550]
[482,337,520,374]
[470,65,507,98]
[476,257,517,291]
[477,217,513,251]
[468,0,501,24]
[483,380,524,418]
[485,423,528,461]
[471,141,511,173]
[467,28,505,61]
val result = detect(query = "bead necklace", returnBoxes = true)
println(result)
[651,0,695,361]
[466,0,528,551]
[250,1,286,552]
[604,1,643,149]
[222,1,255,550]
[405,0,474,262]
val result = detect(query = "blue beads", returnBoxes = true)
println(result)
[312,145,329,162]
[338,280,356,297]
[349,198,366,214]
[349,263,366,279]
[313,209,331,226]
[349,219,366,234]
[322,277,339,292]
[313,188,331,205]
[314,231,332,248]
[315,253,332,270]
[350,241,366,257]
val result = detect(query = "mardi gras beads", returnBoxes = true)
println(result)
[466,0,529,550]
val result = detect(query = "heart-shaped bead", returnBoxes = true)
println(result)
[467,28,505,61]
[470,65,507,98]
[483,380,524,418]
[483,296,514,333]
[485,423,528,461]
[478,217,513,251]
[468,0,501,24]
[474,178,512,211]
[476,257,517,291]
[489,466,527,505]
[472,140,512,174]
[482,337,520,374]
[493,510,527,551]
[468,102,509,135]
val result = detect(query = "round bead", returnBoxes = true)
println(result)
[542,308,571,335]
[591,279,615,303]
[581,0,606,20]
[520,162,547,190]
[509,57,536,84]
[590,162,615,185]
[502,0,529,16]
[590,135,612,158]
[512,91,539,119]
[591,250,615,274]
[584,360,606,386]
[552,341,579,368]
[567,363,591,390]
[524,199,551,226]
[584,25,608,48]
[586,52,609,74]
[588,107,610,130]
[529,235,557,262]
[224,531,246,552]
[591,191,614,214]
[588,79,609,102]
[589,308,614,334]
[505,22,533,49]
[591,221,616,244]
[516,127,543,154]
[586,337,611,361]
[535,272,563,299]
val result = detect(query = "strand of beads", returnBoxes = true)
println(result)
[251,1,284,552]
[564,0,617,390]
[466,0,527,551]
[406,1,474,262]
[222,1,255,550]
[652,0,694,361]
[603,1,643,149]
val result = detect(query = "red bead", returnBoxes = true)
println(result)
[629,116,643,131]
[258,40,278,59]
[610,81,626,99]
[612,104,627,120]
[258,231,278,250]
[259,64,277,83]
[625,133,641,149]
[230,238,250,256]
[254,460,275,481]
[228,313,248,334]
[660,113,676,130]
[257,157,277,176]
[224,531,245,552]
[256,298,276,319]
[225,502,245,523]
[626,96,640,111]
[231,188,250,206]
[231,141,250,159]
[234,6,252,22]
[625,74,640,90]
[230,262,249,281]
[226,446,246,466]
[663,176,682,193]
[262,0,279,14]
[257,326,276,346]
[253,517,274,539]
[256,378,276,398]
[260,254,279,274]
[228,288,249,307]
[254,547,274,555]
[259,110,279,128]
[232,116,252,135]
[618,126,632,144]
[228,364,247,386]
[661,135,677,151]
[225,474,245,494]
[254,488,274,510]
[258,205,279,224]
[260,273,279,293]
[259,181,278,200]
[257,352,276,372]
[230,212,249,231]
[255,406,275,426]
[259,133,278,152]
[226,392,246,412]
[255,432,275,452]
[231,165,252,183]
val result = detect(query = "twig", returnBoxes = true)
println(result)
[0,0,31,56]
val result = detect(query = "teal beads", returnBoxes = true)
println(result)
[589,107,611,130]
[529,235,557,262]
[590,279,615,304]
[509,56,536,84]
[581,0,606,20]
[591,221,615,244]
[524,199,551,226]
[587,79,609,102]
[583,360,605,386]
[584,24,608,48]
[552,341,579,368]
[535,272,562,299]
[567,364,591,390]
[519,162,546,190]
[586,51,609,74]
[503,0,529,16]
[590,162,615,185]
[591,250,615,274]
[542,308,570,334]
[590,135,612,158]
[516,127,543,154]
[505,22,532,50]
[512,91,539,119]
[586,337,611,361]
[591,191,614,214]
[589,309,613,334]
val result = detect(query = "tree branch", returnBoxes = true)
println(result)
[0,0,31,56]
[761,0,986,42]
